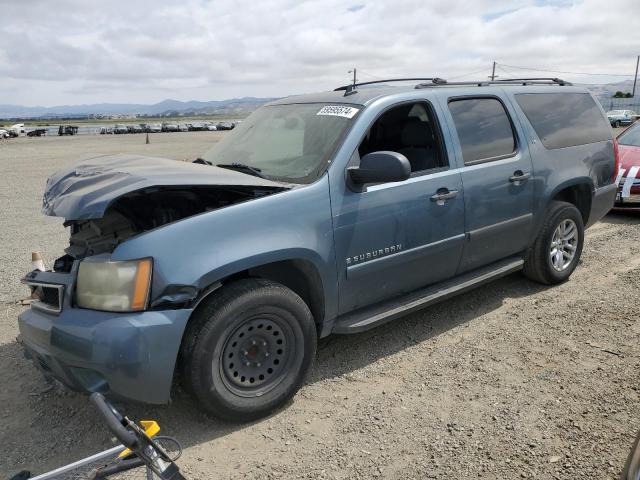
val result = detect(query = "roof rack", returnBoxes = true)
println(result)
[334,78,447,96]
[334,77,572,96]
[415,77,571,88]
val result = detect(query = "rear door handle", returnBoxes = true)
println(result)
[509,171,531,184]
[430,188,458,205]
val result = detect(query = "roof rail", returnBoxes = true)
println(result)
[494,77,572,85]
[415,77,572,89]
[334,78,446,96]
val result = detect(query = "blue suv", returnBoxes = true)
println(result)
[18,78,617,420]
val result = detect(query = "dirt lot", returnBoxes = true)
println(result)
[1,132,639,479]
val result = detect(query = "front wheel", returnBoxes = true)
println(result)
[523,201,584,285]
[180,279,317,421]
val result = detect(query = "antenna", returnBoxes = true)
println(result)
[348,68,357,88]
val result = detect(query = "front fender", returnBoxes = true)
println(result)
[111,176,338,323]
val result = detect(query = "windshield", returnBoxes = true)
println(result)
[618,123,640,146]
[202,103,358,183]
[609,110,625,115]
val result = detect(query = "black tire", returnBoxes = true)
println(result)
[523,201,584,285]
[180,278,317,421]
[614,120,621,128]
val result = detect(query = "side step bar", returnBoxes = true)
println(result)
[333,256,524,334]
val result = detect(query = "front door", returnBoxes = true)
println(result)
[331,101,466,314]
[444,95,535,272]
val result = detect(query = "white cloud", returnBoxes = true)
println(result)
[0,0,638,106]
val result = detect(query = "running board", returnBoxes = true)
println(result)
[333,256,524,334]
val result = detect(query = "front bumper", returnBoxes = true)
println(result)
[18,305,192,404]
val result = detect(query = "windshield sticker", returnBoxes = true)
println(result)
[317,105,359,118]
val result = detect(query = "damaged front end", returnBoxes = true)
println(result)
[43,154,289,270]
[63,185,281,262]
[18,154,291,403]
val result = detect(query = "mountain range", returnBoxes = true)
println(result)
[0,97,277,119]
[1,80,637,119]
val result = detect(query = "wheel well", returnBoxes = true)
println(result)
[246,260,325,328]
[552,184,592,224]
[176,260,325,382]
[192,260,325,330]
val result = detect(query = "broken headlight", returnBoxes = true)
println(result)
[76,258,152,312]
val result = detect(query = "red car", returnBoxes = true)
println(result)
[613,122,640,212]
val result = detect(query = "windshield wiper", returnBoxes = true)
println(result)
[216,162,266,178]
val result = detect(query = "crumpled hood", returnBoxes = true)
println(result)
[42,154,287,220]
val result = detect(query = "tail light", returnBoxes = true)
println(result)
[612,138,621,183]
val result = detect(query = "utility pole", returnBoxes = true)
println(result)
[633,55,639,98]
[490,61,497,81]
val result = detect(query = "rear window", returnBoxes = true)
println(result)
[515,93,611,149]
[448,98,516,164]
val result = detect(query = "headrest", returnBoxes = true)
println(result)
[401,118,431,147]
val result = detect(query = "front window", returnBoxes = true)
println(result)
[202,103,358,183]
[618,123,640,147]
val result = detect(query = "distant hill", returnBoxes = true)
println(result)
[2,80,637,119]
[584,80,636,97]
[0,97,277,119]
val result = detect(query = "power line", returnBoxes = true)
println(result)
[497,62,635,77]
[356,69,386,81]
[448,67,492,80]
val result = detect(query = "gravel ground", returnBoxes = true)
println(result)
[0,132,638,479]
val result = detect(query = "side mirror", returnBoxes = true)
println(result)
[348,151,411,187]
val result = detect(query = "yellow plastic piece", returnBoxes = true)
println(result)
[117,420,160,458]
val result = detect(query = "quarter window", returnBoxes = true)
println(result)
[515,93,611,149]
[449,98,516,164]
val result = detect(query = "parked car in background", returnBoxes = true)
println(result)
[100,127,113,134]
[178,124,190,132]
[10,123,26,136]
[215,122,235,131]
[612,122,640,211]
[148,123,162,133]
[161,122,180,132]
[58,125,78,136]
[607,109,637,127]
[127,124,144,134]
[188,122,206,131]
[27,128,47,137]
[19,78,616,421]
[205,123,217,131]
[113,124,128,134]
[0,128,9,138]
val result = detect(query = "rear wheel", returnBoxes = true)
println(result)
[180,279,316,421]
[523,201,584,285]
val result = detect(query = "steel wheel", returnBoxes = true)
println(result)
[219,315,295,398]
[550,219,578,272]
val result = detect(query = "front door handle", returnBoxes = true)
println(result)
[509,171,531,184]
[430,188,458,205]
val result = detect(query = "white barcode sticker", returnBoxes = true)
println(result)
[317,105,359,118]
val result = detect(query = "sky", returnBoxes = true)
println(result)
[1,0,639,107]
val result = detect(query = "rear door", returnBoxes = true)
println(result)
[443,95,535,272]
